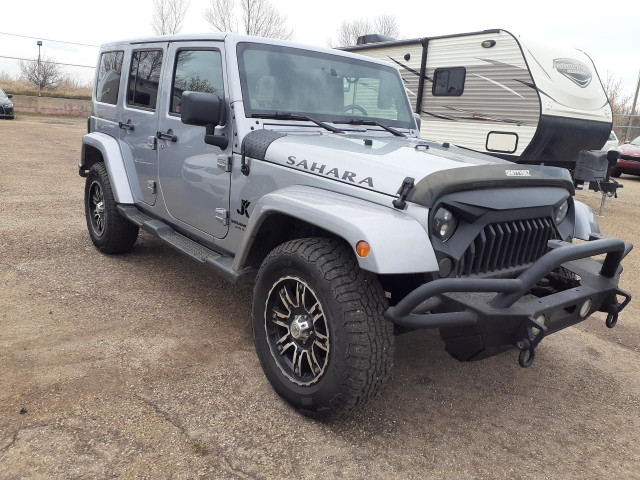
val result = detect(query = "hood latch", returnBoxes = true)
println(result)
[393,177,415,210]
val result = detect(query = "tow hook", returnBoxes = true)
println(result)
[515,317,548,368]
[603,289,631,329]
[605,312,618,329]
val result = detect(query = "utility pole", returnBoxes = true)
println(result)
[37,40,42,97]
[626,68,640,142]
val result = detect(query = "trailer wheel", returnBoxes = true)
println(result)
[252,238,394,419]
[84,163,139,254]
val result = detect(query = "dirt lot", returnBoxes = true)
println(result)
[1,116,639,479]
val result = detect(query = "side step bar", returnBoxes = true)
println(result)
[117,205,255,284]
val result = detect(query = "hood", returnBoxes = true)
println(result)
[261,132,508,197]
[621,144,640,156]
[254,131,574,201]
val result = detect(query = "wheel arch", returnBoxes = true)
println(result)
[233,185,439,275]
[80,133,134,204]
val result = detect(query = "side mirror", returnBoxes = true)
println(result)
[180,91,228,149]
[7,94,13,99]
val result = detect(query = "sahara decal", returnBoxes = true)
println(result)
[286,156,375,188]
[552,58,592,88]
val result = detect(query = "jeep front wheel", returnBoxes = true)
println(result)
[252,238,394,419]
[84,163,139,254]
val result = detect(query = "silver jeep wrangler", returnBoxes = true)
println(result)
[80,34,632,419]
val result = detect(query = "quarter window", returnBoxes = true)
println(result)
[170,50,224,114]
[127,50,164,110]
[433,67,466,96]
[95,51,124,105]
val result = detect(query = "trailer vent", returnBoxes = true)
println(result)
[356,34,396,45]
[457,217,558,276]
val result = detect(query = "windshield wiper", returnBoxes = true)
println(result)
[334,119,406,137]
[253,112,344,134]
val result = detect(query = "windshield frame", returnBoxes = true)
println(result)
[236,42,416,130]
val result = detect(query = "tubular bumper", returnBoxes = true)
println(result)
[385,237,632,365]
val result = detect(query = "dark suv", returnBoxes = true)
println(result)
[0,87,14,119]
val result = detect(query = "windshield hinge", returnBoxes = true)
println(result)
[393,177,415,210]
[217,154,232,172]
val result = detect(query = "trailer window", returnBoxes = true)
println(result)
[95,51,124,105]
[433,67,466,96]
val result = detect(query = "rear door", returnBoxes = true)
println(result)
[156,41,231,238]
[119,44,166,206]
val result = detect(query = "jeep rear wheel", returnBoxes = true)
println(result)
[84,163,139,254]
[252,238,394,419]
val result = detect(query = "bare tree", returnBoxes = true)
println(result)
[204,0,293,40]
[334,19,371,47]
[203,0,236,33]
[604,73,633,141]
[332,15,400,47]
[373,15,400,39]
[152,0,190,35]
[19,56,64,90]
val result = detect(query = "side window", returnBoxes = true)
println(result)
[433,67,466,96]
[95,51,124,105]
[170,49,224,114]
[127,50,164,110]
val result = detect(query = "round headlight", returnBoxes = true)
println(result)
[554,200,569,225]
[432,207,458,241]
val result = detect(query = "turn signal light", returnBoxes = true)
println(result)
[356,241,371,258]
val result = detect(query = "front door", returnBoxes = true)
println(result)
[157,42,231,238]
[119,44,166,206]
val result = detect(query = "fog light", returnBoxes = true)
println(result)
[580,299,592,318]
[355,240,370,258]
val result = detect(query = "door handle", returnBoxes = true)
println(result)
[118,120,134,131]
[156,130,177,142]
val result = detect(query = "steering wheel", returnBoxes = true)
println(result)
[342,104,368,116]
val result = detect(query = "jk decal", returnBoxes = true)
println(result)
[237,199,251,218]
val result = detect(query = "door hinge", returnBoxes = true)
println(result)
[215,208,229,226]
[147,136,157,150]
[147,180,156,194]
[217,154,232,172]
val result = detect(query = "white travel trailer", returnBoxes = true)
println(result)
[344,29,612,167]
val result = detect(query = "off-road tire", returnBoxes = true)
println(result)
[84,162,139,254]
[252,238,394,420]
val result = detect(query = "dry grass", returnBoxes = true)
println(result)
[0,77,91,100]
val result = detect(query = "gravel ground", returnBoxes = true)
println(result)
[0,116,639,479]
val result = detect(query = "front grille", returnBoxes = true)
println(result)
[620,154,640,161]
[457,217,557,276]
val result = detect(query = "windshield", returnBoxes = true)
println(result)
[237,43,415,130]
[0,88,6,98]
[631,136,640,146]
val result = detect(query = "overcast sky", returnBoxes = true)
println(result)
[1,0,638,98]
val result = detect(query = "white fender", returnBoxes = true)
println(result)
[574,200,601,240]
[82,133,134,204]
[234,185,439,274]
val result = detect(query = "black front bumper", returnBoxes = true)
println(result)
[385,237,632,366]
